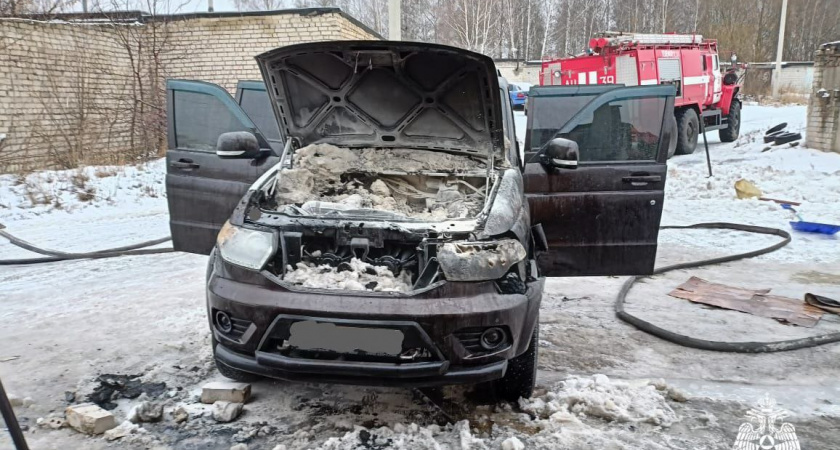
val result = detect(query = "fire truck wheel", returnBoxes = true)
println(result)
[719,99,741,143]
[675,108,699,155]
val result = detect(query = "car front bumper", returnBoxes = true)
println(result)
[207,264,543,387]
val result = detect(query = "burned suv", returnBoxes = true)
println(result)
[165,42,673,400]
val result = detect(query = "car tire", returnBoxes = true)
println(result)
[212,338,263,382]
[493,320,539,402]
[773,132,802,146]
[666,114,678,159]
[763,131,785,143]
[765,122,787,135]
[675,108,699,155]
[719,99,741,143]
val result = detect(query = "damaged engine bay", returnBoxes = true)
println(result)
[265,143,491,221]
[250,144,528,295]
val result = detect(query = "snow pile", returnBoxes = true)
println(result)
[310,376,680,450]
[273,143,486,220]
[0,159,166,222]
[660,105,840,264]
[520,374,678,426]
[283,257,413,293]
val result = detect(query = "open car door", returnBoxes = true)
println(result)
[165,80,280,255]
[524,85,676,276]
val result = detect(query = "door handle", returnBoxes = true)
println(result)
[622,175,662,184]
[171,159,200,170]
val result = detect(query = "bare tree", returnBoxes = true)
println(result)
[1,0,75,16]
[234,0,285,10]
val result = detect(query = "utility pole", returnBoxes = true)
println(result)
[772,0,788,98]
[388,0,401,41]
[82,0,88,13]
[208,0,214,12]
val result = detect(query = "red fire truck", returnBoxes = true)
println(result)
[539,32,741,156]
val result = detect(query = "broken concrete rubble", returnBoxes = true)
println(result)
[65,403,117,435]
[201,381,252,404]
[127,400,163,423]
[172,406,189,424]
[103,421,140,441]
[36,416,65,429]
[212,401,244,423]
[7,393,22,407]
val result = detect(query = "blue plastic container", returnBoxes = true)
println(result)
[789,221,840,235]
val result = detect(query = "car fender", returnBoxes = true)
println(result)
[479,168,529,245]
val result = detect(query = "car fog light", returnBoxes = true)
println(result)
[480,327,506,350]
[216,311,233,333]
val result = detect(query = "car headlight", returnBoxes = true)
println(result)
[437,239,527,281]
[216,221,276,270]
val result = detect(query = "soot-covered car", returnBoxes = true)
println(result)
[165,41,674,400]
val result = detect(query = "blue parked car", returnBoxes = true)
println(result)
[508,83,530,109]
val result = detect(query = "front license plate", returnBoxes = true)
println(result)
[288,321,404,356]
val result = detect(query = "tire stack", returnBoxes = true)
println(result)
[763,122,802,147]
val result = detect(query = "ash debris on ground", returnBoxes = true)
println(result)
[283,257,413,292]
[86,374,167,410]
[272,144,488,221]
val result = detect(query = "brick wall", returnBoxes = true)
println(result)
[163,12,377,93]
[0,9,380,171]
[0,19,139,170]
[806,42,840,153]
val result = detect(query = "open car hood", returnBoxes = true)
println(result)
[255,41,504,159]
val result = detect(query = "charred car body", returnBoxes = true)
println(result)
[165,42,674,400]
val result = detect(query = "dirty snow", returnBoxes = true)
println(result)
[3,104,840,449]
[283,257,413,293]
[315,375,683,450]
[273,143,487,220]
[520,374,678,426]
[661,104,840,264]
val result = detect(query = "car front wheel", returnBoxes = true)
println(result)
[493,319,539,402]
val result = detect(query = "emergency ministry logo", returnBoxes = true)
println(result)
[733,394,800,450]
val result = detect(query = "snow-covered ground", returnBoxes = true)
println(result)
[1,104,839,449]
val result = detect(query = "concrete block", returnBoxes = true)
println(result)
[65,403,117,435]
[200,381,251,404]
[212,401,243,423]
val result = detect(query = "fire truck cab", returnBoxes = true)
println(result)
[540,32,741,156]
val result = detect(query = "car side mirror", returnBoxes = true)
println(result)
[216,131,264,158]
[541,138,579,169]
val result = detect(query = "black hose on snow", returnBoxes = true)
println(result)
[616,222,840,352]
[0,227,173,265]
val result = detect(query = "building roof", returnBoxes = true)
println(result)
[19,7,384,39]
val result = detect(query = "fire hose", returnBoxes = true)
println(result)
[0,224,173,265]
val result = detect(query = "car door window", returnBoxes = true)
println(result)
[562,97,665,162]
[239,88,282,142]
[527,94,599,152]
[172,91,253,152]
